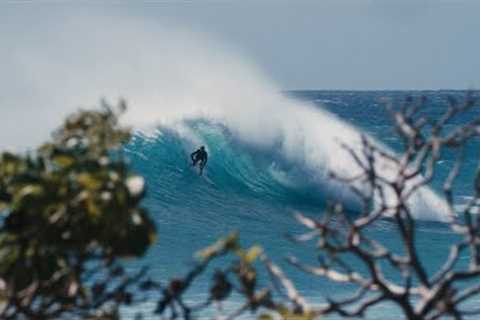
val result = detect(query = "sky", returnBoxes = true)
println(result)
[1,1,480,149]
[2,1,480,90]
[133,0,480,90]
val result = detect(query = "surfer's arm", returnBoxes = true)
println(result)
[190,151,198,161]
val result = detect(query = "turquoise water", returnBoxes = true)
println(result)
[124,91,480,319]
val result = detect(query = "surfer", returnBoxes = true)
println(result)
[191,146,208,175]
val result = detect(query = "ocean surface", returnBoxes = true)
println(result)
[123,90,480,319]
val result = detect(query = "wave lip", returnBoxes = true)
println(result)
[132,114,451,222]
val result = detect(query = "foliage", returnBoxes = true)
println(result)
[152,232,314,320]
[0,101,156,319]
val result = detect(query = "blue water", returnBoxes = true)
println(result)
[124,91,480,319]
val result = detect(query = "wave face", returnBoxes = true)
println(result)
[126,96,450,223]
[124,91,479,319]
[128,120,331,211]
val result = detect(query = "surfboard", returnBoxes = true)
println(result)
[189,157,215,185]
[202,174,215,186]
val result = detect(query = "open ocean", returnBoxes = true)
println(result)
[123,90,480,319]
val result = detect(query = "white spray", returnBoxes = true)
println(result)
[1,13,448,220]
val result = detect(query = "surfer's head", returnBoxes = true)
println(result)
[200,146,205,150]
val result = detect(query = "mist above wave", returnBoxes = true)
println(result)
[3,12,448,221]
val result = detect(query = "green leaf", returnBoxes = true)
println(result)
[86,197,102,218]
[77,173,102,190]
[243,245,262,264]
[0,153,22,176]
[12,184,44,209]
[277,306,316,320]
[52,154,75,168]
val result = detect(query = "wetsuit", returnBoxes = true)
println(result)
[191,148,208,175]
